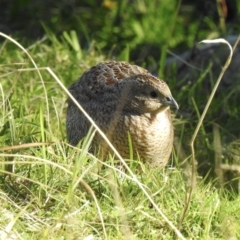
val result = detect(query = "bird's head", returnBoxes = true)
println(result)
[119,74,179,114]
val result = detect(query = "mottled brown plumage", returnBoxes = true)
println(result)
[66,61,178,167]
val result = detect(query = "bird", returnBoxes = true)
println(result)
[66,61,178,167]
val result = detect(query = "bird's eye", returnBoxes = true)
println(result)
[150,91,157,98]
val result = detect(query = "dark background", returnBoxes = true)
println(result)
[0,0,239,61]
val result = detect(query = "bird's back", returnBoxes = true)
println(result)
[66,61,151,144]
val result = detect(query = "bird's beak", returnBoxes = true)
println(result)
[161,96,179,109]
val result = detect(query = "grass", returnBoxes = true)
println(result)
[1,7,240,239]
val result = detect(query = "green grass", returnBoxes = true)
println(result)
[1,15,240,240]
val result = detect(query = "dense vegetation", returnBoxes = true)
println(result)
[0,1,240,239]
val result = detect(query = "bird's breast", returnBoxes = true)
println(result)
[111,110,173,165]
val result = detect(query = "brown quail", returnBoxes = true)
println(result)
[66,61,178,167]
